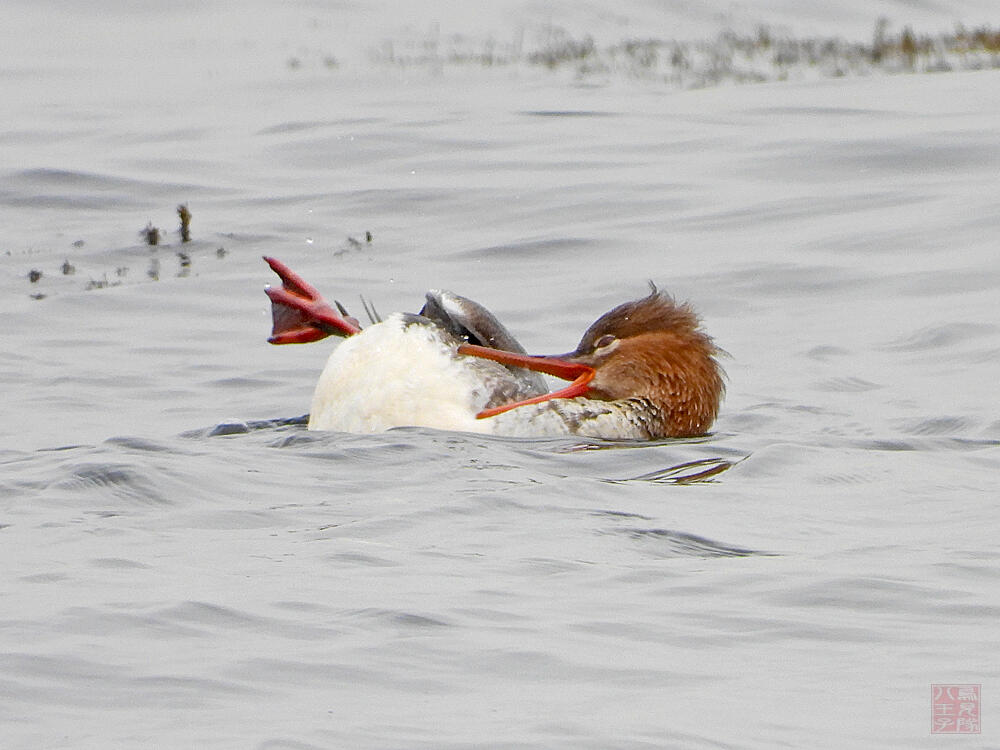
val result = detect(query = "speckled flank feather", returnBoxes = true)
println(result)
[487,398,658,439]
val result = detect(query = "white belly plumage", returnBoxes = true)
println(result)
[307,314,650,439]
[309,315,493,433]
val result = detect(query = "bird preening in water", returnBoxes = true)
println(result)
[263,256,724,440]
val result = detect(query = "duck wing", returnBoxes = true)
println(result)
[420,291,548,396]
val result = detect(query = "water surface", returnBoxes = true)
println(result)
[3,2,999,748]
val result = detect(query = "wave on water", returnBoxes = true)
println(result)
[3,2,1000,745]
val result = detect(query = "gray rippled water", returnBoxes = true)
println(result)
[3,2,999,748]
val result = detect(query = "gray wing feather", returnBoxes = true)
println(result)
[420,290,548,396]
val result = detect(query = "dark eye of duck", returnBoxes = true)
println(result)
[593,334,616,350]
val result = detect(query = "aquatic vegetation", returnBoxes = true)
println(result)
[177,203,192,243]
[332,231,375,258]
[84,274,122,291]
[141,222,160,246]
[23,206,234,298]
[369,19,1000,86]
[528,30,597,70]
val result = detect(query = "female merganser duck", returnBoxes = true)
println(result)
[263,257,724,439]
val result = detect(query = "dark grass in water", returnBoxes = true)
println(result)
[369,19,1000,85]
[17,210,371,300]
